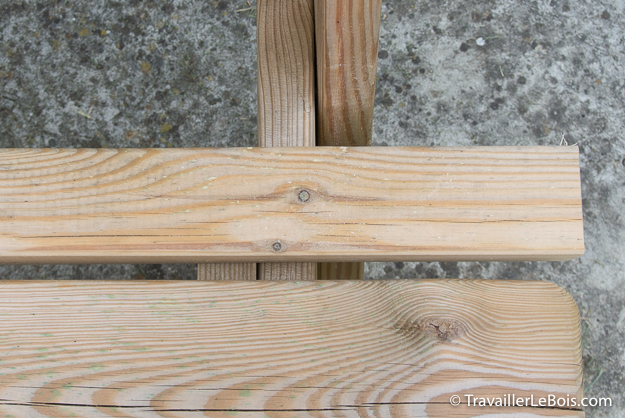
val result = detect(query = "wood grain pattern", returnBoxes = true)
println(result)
[0,146,584,264]
[197,263,256,280]
[0,279,584,417]
[315,0,383,280]
[247,0,317,281]
[259,261,316,281]
[315,0,382,147]
[257,261,317,281]
[317,258,364,281]
[201,0,317,281]
[257,0,316,147]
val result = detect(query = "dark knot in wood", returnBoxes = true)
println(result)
[394,316,465,344]
[298,189,311,202]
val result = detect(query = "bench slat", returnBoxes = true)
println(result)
[0,280,583,417]
[0,146,583,264]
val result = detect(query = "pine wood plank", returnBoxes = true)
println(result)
[201,0,318,281]
[201,0,317,281]
[0,146,584,264]
[197,263,256,280]
[315,0,382,147]
[259,261,316,281]
[315,0,383,280]
[0,279,584,417]
[257,0,316,148]
[257,261,317,281]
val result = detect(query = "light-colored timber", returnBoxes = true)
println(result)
[0,146,584,264]
[257,0,316,147]
[201,0,317,281]
[259,261,316,281]
[205,0,318,281]
[0,279,584,417]
[197,263,256,281]
[315,0,383,280]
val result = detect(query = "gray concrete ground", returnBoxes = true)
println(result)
[0,0,623,416]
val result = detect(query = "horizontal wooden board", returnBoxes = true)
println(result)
[0,279,583,417]
[0,146,583,264]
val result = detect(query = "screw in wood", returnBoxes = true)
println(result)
[298,189,311,202]
[272,241,283,252]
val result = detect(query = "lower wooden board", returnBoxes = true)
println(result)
[0,147,583,264]
[0,280,583,417]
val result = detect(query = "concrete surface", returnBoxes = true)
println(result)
[0,0,623,415]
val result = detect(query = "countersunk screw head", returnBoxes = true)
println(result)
[272,241,283,252]
[298,189,311,202]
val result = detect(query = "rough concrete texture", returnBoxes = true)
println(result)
[0,0,623,415]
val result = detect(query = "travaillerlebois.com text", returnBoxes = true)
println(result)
[449,394,612,408]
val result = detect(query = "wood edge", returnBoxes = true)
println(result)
[1,250,587,266]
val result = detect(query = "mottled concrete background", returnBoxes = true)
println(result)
[1,0,623,415]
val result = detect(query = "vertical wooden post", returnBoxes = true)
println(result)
[257,0,316,148]
[200,0,380,280]
[257,0,317,281]
[201,0,318,281]
[198,263,256,281]
[314,0,382,280]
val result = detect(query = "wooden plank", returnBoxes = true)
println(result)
[315,0,381,147]
[257,262,317,282]
[204,0,318,281]
[257,0,316,147]
[315,0,383,280]
[0,279,584,417]
[198,263,256,280]
[257,0,317,281]
[259,261,316,281]
[0,146,584,264]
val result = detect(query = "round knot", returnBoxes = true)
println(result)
[298,190,311,202]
